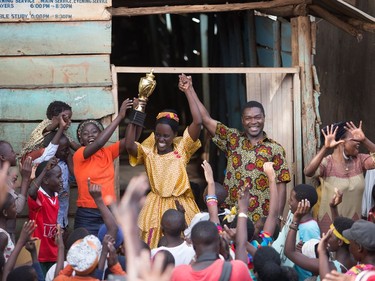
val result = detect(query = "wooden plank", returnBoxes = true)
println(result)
[0,87,114,121]
[293,73,302,184]
[115,66,299,74]
[0,1,111,22]
[110,0,304,16]
[0,121,118,154]
[0,55,111,88]
[0,21,111,55]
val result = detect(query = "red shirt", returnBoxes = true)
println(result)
[73,142,119,208]
[28,188,59,262]
[171,259,252,281]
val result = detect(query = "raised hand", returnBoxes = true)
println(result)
[317,229,332,255]
[20,156,33,181]
[263,162,276,180]
[201,160,214,185]
[329,187,343,208]
[118,98,133,119]
[46,157,58,171]
[178,74,193,93]
[88,178,102,201]
[345,121,365,142]
[18,220,37,244]
[175,200,186,214]
[322,125,345,149]
[294,199,310,220]
[238,183,250,212]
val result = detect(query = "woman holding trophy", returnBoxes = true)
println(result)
[125,72,202,248]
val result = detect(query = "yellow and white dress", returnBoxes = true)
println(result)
[130,128,201,248]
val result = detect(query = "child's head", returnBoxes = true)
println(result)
[327,217,354,252]
[43,132,70,162]
[343,219,375,262]
[191,221,220,253]
[253,246,297,281]
[202,182,228,206]
[0,141,17,167]
[229,215,255,242]
[6,265,38,281]
[153,250,175,271]
[46,101,72,120]
[161,209,186,237]
[35,161,62,194]
[76,119,104,146]
[0,193,16,220]
[289,184,317,214]
[154,110,179,154]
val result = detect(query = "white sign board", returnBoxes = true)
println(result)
[0,0,111,21]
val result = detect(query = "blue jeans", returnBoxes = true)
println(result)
[74,207,104,235]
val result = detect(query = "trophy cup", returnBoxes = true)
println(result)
[129,70,157,127]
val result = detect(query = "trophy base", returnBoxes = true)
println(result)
[129,109,146,127]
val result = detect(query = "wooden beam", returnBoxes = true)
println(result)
[114,66,299,74]
[309,5,362,39]
[348,18,375,33]
[259,3,309,17]
[110,0,304,16]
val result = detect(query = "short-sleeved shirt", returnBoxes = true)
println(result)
[0,228,14,262]
[212,123,291,221]
[28,187,59,262]
[171,259,253,281]
[73,142,120,208]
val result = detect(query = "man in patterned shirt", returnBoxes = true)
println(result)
[179,74,291,222]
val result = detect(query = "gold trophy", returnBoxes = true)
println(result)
[129,70,157,126]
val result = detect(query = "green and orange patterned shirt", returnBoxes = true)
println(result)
[212,123,291,222]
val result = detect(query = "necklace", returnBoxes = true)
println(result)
[342,152,351,172]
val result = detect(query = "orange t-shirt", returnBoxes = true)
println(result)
[73,142,119,208]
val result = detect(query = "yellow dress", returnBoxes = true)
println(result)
[129,128,201,248]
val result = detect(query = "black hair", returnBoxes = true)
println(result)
[155,109,179,133]
[46,101,71,120]
[320,121,348,145]
[293,184,318,208]
[230,215,255,242]
[65,227,90,250]
[6,265,37,281]
[372,184,375,201]
[333,217,354,249]
[153,250,175,272]
[43,131,68,148]
[0,193,15,213]
[241,101,265,116]
[35,161,49,179]
[191,221,219,247]
[157,236,168,247]
[0,252,5,271]
[254,246,294,281]
[161,209,185,236]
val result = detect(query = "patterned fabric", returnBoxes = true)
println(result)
[130,128,201,249]
[212,123,291,221]
[312,154,375,233]
[345,264,375,276]
[0,228,14,262]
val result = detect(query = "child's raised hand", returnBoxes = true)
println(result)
[20,156,33,181]
[238,184,250,212]
[119,98,133,119]
[46,157,58,171]
[263,162,276,180]
[294,199,310,220]
[25,239,37,254]
[317,229,332,255]
[54,224,64,248]
[175,200,186,214]
[201,160,214,184]
[88,178,102,201]
[107,239,118,268]
[19,220,37,244]
[329,188,343,208]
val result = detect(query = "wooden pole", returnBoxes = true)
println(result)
[291,16,317,180]
[110,0,304,16]
[348,18,375,33]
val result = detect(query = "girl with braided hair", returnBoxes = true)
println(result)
[304,121,375,233]
[125,76,202,248]
[73,99,133,234]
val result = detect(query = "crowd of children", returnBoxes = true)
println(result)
[0,74,374,281]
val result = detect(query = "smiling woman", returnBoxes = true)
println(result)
[125,74,202,248]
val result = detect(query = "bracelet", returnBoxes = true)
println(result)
[291,221,299,227]
[238,212,248,218]
[289,225,298,231]
[205,195,218,202]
